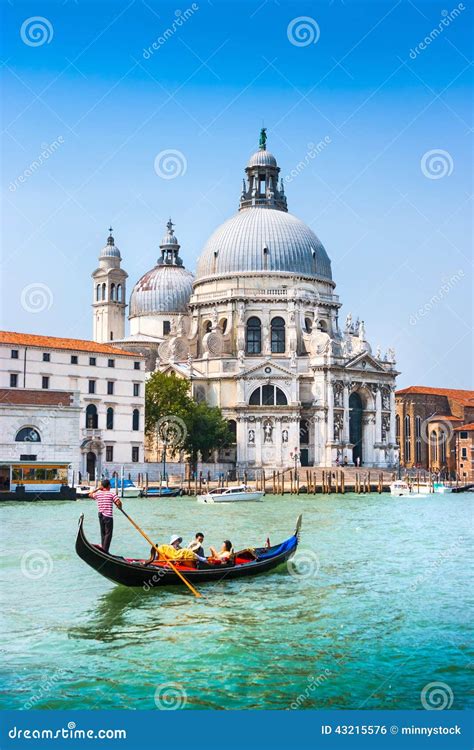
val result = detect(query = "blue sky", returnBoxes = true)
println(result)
[1,0,472,388]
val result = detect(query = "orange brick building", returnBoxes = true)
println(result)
[395,386,474,477]
[453,423,474,482]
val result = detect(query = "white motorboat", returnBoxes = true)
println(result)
[197,484,264,503]
[113,479,142,498]
[75,485,92,497]
[390,480,429,497]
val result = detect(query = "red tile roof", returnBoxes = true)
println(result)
[454,423,474,432]
[396,385,474,406]
[0,331,142,357]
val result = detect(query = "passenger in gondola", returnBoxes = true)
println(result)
[188,532,205,557]
[209,540,233,564]
[169,534,182,550]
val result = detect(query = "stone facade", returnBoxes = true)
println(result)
[0,332,145,478]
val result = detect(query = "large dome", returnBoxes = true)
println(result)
[196,208,332,281]
[130,265,194,316]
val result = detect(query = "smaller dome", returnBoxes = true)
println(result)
[130,265,194,316]
[247,149,277,168]
[160,218,179,247]
[100,229,121,259]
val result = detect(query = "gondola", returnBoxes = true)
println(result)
[75,513,302,588]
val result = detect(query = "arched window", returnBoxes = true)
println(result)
[227,419,237,444]
[96,284,100,301]
[204,320,212,334]
[111,283,115,301]
[415,416,422,463]
[304,318,313,334]
[132,409,139,431]
[220,319,227,334]
[440,433,446,464]
[101,283,106,301]
[317,320,328,332]
[15,427,41,442]
[249,385,287,406]
[106,407,114,430]
[86,404,98,429]
[246,317,261,354]
[431,430,438,462]
[271,316,285,353]
[395,414,400,444]
[117,284,122,302]
[404,415,411,462]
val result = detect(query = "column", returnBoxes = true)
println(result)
[236,417,246,465]
[375,386,382,443]
[255,419,263,466]
[343,385,350,443]
[275,419,283,466]
[326,375,334,464]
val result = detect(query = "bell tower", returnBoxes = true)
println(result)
[92,228,128,343]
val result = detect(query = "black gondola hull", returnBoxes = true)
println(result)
[75,514,300,588]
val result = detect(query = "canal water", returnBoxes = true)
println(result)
[0,493,472,710]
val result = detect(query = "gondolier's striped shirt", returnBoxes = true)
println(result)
[94,490,120,518]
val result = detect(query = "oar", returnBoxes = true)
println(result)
[118,506,202,598]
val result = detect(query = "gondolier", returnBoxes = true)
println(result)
[89,479,122,552]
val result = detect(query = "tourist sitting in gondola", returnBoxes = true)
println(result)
[208,540,234,564]
[188,532,205,557]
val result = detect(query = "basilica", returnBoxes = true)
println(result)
[92,131,399,470]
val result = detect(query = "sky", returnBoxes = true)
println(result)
[1,0,472,388]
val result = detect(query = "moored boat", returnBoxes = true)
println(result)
[143,485,183,497]
[75,513,301,588]
[390,480,430,497]
[197,484,264,503]
[112,479,142,498]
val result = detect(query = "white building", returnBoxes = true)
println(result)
[0,331,145,478]
[95,132,399,470]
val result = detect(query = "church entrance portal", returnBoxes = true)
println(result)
[349,392,363,465]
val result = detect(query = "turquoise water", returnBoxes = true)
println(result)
[0,494,472,710]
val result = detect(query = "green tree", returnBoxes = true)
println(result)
[184,402,233,467]
[145,373,233,466]
[145,371,191,435]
